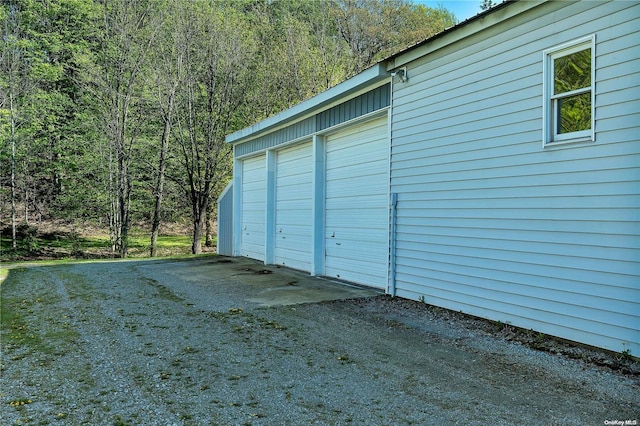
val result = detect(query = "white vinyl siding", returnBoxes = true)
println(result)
[325,116,389,288]
[274,142,313,271]
[391,1,640,355]
[240,155,266,261]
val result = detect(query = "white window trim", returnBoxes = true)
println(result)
[542,34,596,147]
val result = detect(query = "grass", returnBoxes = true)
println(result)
[1,270,82,378]
[0,226,214,262]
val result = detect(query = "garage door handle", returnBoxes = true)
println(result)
[336,242,341,245]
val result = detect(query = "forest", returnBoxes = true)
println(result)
[1,0,461,259]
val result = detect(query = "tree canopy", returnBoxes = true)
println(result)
[0,0,457,256]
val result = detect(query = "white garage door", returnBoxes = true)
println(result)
[325,116,389,288]
[275,142,313,271]
[241,155,266,261]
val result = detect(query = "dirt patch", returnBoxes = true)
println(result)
[236,266,274,274]
[210,258,234,264]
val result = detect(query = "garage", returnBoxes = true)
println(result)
[274,142,313,270]
[240,154,266,260]
[223,3,640,357]
[324,116,389,288]
[225,70,392,284]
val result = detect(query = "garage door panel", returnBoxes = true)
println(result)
[327,151,387,169]
[275,142,312,271]
[275,247,310,264]
[326,195,387,210]
[325,223,388,238]
[327,148,387,165]
[277,199,309,209]
[275,189,309,203]
[325,116,389,288]
[277,173,309,185]
[325,251,387,268]
[276,213,309,227]
[326,172,387,188]
[241,155,266,261]
[327,121,384,142]
[323,252,388,283]
[325,224,388,239]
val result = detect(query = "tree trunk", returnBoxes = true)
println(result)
[109,148,118,254]
[24,183,29,226]
[117,149,130,258]
[150,89,175,257]
[192,221,203,254]
[205,201,213,247]
[191,194,208,254]
[97,0,156,259]
[191,208,205,255]
[10,93,17,249]
[149,149,164,256]
[150,130,168,257]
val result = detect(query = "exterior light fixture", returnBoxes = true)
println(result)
[392,67,408,83]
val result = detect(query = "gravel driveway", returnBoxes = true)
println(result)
[1,256,638,425]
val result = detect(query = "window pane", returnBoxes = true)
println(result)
[557,92,591,134]
[554,48,591,95]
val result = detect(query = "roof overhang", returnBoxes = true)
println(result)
[386,0,543,71]
[226,63,389,144]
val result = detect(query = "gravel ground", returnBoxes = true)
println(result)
[1,256,638,426]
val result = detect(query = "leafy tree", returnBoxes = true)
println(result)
[2,0,101,248]
[0,1,51,247]
[170,2,258,254]
[86,0,161,257]
[480,0,495,11]
[26,0,100,223]
[243,0,350,118]
[2,0,459,258]
[0,2,27,248]
[333,0,456,75]
[146,0,182,256]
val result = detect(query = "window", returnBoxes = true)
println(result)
[543,35,595,146]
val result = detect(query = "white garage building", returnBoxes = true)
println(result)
[225,72,392,289]
[220,0,640,356]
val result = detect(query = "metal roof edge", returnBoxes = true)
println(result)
[385,0,544,70]
[226,62,388,144]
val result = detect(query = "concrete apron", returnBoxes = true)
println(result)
[138,255,382,310]
[229,257,382,307]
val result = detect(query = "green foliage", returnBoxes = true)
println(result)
[16,223,38,253]
[1,0,100,231]
[332,0,456,75]
[1,0,457,253]
[480,0,495,11]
